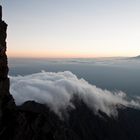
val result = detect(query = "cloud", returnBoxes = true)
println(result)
[10,71,140,117]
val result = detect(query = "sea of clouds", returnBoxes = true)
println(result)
[10,71,140,117]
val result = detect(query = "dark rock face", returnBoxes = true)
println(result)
[0,99,140,140]
[0,4,15,131]
[0,5,11,99]
[0,6,8,80]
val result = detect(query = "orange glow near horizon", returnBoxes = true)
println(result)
[7,49,139,58]
[8,50,95,58]
[2,0,140,58]
[7,39,140,58]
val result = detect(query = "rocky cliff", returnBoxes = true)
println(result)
[0,5,15,119]
[0,98,140,140]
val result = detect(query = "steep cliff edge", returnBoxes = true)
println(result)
[0,5,15,118]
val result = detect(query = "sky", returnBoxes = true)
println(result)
[1,0,140,58]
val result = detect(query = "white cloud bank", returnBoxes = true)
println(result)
[10,71,140,117]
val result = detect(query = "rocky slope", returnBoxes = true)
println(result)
[0,99,140,140]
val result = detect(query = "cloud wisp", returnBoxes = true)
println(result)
[10,71,140,117]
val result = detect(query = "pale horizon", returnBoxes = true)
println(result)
[1,0,140,58]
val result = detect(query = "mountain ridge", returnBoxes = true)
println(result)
[132,55,140,59]
[1,98,140,140]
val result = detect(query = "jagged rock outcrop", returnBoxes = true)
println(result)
[0,5,15,121]
[0,5,8,80]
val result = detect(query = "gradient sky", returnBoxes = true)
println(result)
[1,0,140,58]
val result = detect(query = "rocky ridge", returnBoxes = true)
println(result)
[0,5,15,119]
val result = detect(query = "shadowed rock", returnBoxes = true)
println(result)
[0,5,15,120]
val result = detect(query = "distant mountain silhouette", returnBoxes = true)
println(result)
[132,55,140,59]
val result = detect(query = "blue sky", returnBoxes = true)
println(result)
[1,0,140,58]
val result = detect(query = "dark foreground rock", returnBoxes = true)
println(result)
[0,5,15,121]
[0,99,140,140]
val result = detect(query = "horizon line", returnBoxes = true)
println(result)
[8,56,134,59]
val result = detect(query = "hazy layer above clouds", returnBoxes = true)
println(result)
[10,71,140,117]
[9,58,140,96]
